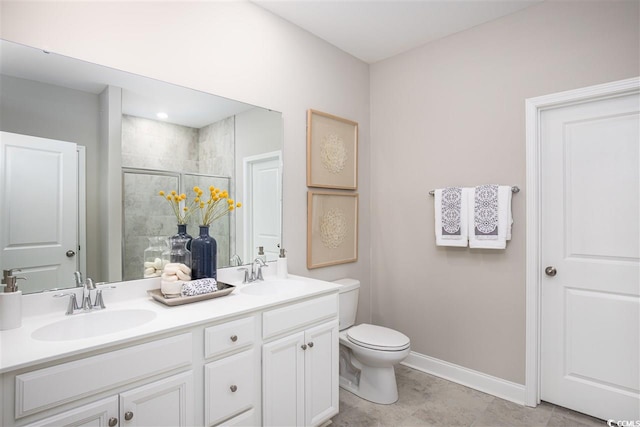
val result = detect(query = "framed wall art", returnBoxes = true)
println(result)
[307,191,358,269]
[307,109,358,190]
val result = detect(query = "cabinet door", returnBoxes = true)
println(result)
[25,397,118,427]
[304,321,339,426]
[119,372,193,427]
[205,349,257,426]
[262,331,305,426]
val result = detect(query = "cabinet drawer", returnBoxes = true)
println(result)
[204,316,255,359]
[15,333,192,418]
[204,349,257,426]
[215,408,257,426]
[263,294,338,339]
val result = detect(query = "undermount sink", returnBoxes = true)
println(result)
[31,309,157,341]
[241,279,309,296]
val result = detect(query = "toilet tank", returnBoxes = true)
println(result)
[333,278,360,331]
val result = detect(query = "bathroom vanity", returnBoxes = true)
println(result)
[0,271,340,427]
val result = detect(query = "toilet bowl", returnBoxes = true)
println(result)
[334,278,410,404]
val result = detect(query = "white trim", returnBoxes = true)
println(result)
[524,77,640,408]
[402,351,525,405]
[77,146,87,281]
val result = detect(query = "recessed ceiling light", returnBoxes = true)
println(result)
[156,112,168,120]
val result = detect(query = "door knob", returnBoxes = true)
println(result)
[108,417,118,427]
[545,266,557,277]
[124,411,134,421]
[66,250,76,258]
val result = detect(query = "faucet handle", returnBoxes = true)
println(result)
[237,267,250,284]
[256,263,268,281]
[54,292,80,315]
[93,285,115,309]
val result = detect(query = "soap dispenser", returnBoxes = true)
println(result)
[0,269,25,331]
[257,246,266,263]
[277,248,288,279]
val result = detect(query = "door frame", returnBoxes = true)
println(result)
[524,76,639,407]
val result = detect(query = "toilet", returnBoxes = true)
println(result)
[334,278,410,404]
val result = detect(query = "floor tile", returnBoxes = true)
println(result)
[331,365,603,427]
[472,399,554,427]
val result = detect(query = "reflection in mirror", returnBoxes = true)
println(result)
[0,39,283,294]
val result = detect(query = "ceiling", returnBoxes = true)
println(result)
[252,0,543,64]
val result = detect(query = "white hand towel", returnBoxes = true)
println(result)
[468,185,513,249]
[435,187,469,247]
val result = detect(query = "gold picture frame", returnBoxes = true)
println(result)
[307,191,358,269]
[307,109,358,190]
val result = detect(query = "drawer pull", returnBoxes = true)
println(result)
[230,384,238,392]
[230,335,238,342]
[124,411,134,421]
[308,342,314,348]
[109,417,118,427]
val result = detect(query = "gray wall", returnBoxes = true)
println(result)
[369,0,639,384]
[0,74,101,280]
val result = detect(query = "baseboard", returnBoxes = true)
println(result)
[401,351,526,405]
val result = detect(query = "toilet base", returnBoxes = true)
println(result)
[339,363,399,404]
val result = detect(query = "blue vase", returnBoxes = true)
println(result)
[191,225,217,279]
[172,224,192,251]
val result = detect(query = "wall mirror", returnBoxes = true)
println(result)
[0,39,283,294]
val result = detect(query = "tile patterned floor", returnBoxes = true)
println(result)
[330,365,606,427]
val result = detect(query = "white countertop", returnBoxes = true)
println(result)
[0,270,341,374]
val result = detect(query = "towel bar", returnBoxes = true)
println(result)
[428,186,520,196]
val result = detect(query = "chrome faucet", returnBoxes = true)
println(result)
[55,272,113,315]
[238,258,269,284]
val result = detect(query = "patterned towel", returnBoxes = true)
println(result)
[441,187,463,236]
[474,184,499,239]
[181,278,218,297]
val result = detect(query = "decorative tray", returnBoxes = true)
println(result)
[147,282,236,306]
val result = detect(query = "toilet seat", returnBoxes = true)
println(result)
[346,324,410,351]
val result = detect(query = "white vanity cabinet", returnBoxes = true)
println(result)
[261,295,339,427]
[26,372,194,427]
[6,333,195,427]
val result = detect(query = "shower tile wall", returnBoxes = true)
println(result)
[121,115,235,280]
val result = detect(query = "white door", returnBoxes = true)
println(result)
[304,321,339,426]
[540,90,640,420]
[262,331,305,426]
[0,132,78,292]
[244,152,282,263]
[119,372,194,427]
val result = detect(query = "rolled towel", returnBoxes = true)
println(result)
[161,279,185,298]
[181,278,218,297]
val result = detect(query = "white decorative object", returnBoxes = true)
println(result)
[320,208,347,249]
[320,133,347,174]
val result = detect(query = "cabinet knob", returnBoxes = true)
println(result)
[230,335,238,342]
[230,384,238,392]
[308,342,314,348]
[124,411,134,421]
[108,417,118,427]
[301,344,307,350]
